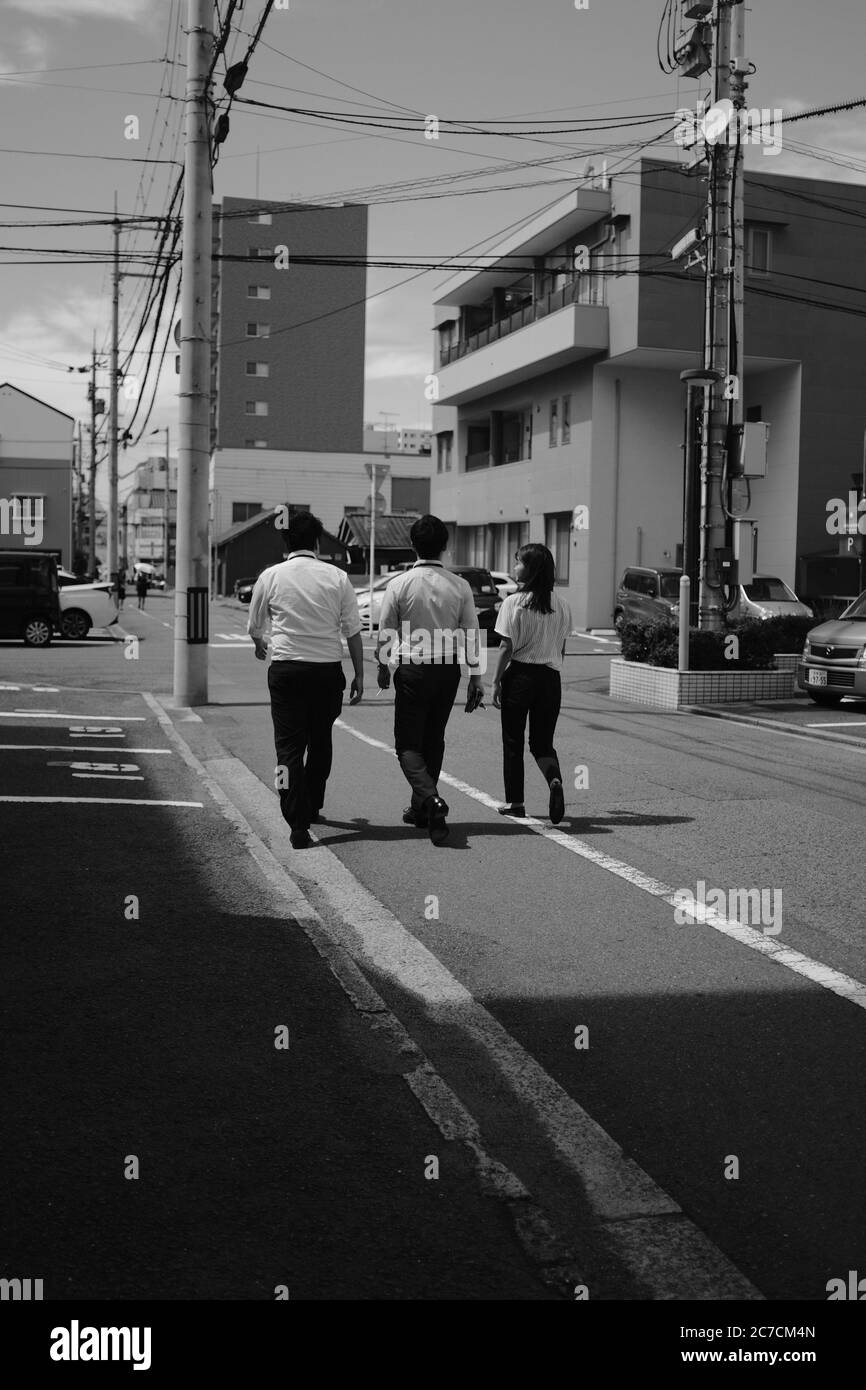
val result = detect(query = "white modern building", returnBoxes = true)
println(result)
[429,158,866,628]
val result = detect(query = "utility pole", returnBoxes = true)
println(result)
[174,0,214,706]
[698,0,747,630]
[164,424,171,583]
[88,346,98,578]
[108,197,121,589]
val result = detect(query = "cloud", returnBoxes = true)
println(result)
[365,348,432,382]
[20,28,49,66]
[4,0,152,20]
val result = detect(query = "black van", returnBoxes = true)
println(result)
[0,549,61,646]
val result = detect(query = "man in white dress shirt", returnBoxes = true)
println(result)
[247,512,364,848]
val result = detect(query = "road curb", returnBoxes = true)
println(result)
[141,691,764,1302]
[685,702,866,750]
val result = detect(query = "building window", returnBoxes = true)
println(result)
[436,431,453,473]
[549,398,559,447]
[245,322,270,338]
[249,212,272,225]
[494,408,531,466]
[561,394,571,445]
[247,285,271,299]
[545,512,571,584]
[244,440,268,449]
[245,401,268,416]
[746,225,772,275]
[232,502,263,523]
[245,361,270,377]
[465,422,490,471]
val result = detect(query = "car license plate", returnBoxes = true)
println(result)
[807,668,827,687]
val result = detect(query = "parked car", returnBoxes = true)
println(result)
[56,568,118,640]
[796,589,866,705]
[355,573,399,628]
[234,576,258,605]
[614,566,682,631]
[0,549,60,646]
[449,565,503,646]
[732,575,813,621]
[490,570,519,599]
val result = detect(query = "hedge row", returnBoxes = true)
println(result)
[620,614,814,670]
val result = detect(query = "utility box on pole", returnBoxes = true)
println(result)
[174,0,214,706]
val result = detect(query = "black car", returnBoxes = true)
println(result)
[233,576,258,604]
[449,565,503,646]
[0,549,61,646]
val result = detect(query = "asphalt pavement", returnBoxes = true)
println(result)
[2,593,866,1304]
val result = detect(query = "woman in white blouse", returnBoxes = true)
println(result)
[491,543,572,823]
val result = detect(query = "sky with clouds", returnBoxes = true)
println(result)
[0,0,863,506]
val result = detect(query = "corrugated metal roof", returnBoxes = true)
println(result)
[337,512,417,549]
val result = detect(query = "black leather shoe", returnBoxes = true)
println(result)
[548,779,565,825]
[290,827,313,849]
[424,796,449,845]
[402,806,428,827]
[498,803,526,817]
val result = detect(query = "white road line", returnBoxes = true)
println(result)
[806,720,866,728]
[334,718,866,1013]
[0,796,201,806]
[0,746,172,754]
[0,712,146,721]
[71,773,145,781]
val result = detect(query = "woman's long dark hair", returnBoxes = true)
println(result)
[516,542,556,614]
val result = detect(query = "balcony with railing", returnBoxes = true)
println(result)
[435,274,608,405]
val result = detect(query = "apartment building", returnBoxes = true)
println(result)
[430,159,866,628]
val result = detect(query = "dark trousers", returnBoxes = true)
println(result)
[267,660,345,830]
[393,663,461,808]
[500,660,563,804]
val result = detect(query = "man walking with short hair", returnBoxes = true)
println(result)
[248,511,364,848]
[376,514,484,844]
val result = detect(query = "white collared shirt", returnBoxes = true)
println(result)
[494,591,572,670]
[248,550,362,662]
[377,560,480,664]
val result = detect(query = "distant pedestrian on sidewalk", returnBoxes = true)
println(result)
[375,514,484,845]
[116,574,126,611]
[247,511,364,849]
[492,543,571,824]
[135,571,148,609]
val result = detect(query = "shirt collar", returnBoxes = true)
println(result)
[412,559,443,568]
[286,549,317,559]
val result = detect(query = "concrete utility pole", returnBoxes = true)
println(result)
[164,424,171,583]
[108,198,120,588]
[699,0,747,630]
[174,0,214,706]
[88,347,98,578]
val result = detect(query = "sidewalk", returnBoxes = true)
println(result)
[0,685,561,1301]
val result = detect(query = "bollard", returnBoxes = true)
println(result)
[678,574,690,671]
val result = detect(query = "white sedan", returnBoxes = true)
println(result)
[354,573,399,628]
[56,569,118,640]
